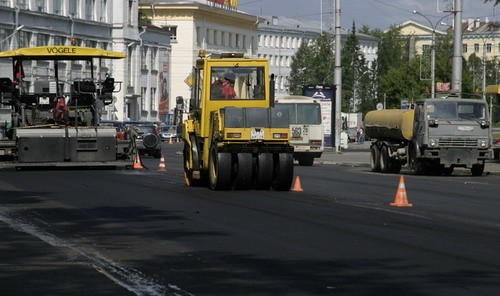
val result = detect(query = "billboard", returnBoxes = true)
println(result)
[303,84,335,146]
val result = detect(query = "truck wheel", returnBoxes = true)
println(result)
[234,153,253,190]
[272,153,294,191]
[379,145,390,173]
[298,154,314,166]
[255,153,273,190]
[208,145,232,190]
[370,145,381,172]
[471,162,484,176]
[409,145,425,175]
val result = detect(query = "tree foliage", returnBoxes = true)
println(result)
[289,34,334,95]
[288,11,499,121]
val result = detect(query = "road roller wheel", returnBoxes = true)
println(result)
[272,153,294,191]
[208,144,232,190]
[234,153,253,190]
[254,153,273,190]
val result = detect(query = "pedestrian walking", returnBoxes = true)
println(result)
[356,125,365,144]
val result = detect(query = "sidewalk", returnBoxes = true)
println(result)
[317,141,500,176]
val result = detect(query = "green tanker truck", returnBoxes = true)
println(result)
[365,95,491,176]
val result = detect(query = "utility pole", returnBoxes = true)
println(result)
[451,0,463,93]
[334,0,342,152]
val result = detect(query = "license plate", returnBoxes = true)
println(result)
[251,128,264,140]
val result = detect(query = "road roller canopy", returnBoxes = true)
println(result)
[0,46,126,61]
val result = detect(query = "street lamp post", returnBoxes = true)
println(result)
[412,11,452,98]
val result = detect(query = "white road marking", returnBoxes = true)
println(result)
[0,208,193,296]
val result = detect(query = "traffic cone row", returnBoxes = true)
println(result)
[390,175,412,207]
[158,154,167,172]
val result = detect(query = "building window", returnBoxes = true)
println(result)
[69,0,79,17]
[0,28,10,51]
[0,0,8,7]
[141,87,147,110]
[18,31,32,48]
[486,43,492,53]
[165,26,177,41]
[54,36,66,46]
[85,0,94,20]
[54,0,63,14]
[150,87,157,111]
[150,48,157,70]
[474,43,479,52]
[18,0,28,9]
[422,44,430,53]
[206,29,212,45]
[462,44,467,53]
[99,0,107,22]
[128,0,134,26]
[37,33,50,46]
[141,47,148,70]
[236,34,241,48]
[87,40,97,48]
[196,27,201,46]
[36,0,46,12]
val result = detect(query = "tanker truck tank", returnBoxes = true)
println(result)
[365,109,415,142]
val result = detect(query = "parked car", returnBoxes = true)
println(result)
[160,125,180,142]
[99,120,128,140]
[125,121,162,158]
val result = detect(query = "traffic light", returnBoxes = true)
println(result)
[71,38,77,46]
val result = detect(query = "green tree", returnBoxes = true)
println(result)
[288,34,334,95]
[341,22,367,113]
[379,57,423,108]
[289,41,313,95]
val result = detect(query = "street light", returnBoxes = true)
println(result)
[412,11,452,98]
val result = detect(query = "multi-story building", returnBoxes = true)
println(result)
[399,18,499,78]
[258,16,379,97]
[139,0,259,117]
[139,1,379,106]
[400,18,499,60]
[0,0,171,122]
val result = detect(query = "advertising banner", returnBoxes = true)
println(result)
[303,85,335,146]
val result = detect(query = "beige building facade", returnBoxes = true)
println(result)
[139,1,259,116]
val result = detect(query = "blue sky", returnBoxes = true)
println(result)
[238,0,499,30]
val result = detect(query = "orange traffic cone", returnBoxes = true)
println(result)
[133,151,144,169]
[169,136,173,145]
[390,175,412,207]
[291,176,304,192]
[158,154,167,172]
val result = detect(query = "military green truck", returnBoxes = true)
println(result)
[366,94,491,176]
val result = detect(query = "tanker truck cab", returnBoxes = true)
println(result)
[412,97,490,175]
[182,51,294,190]
[366,94,491,176]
